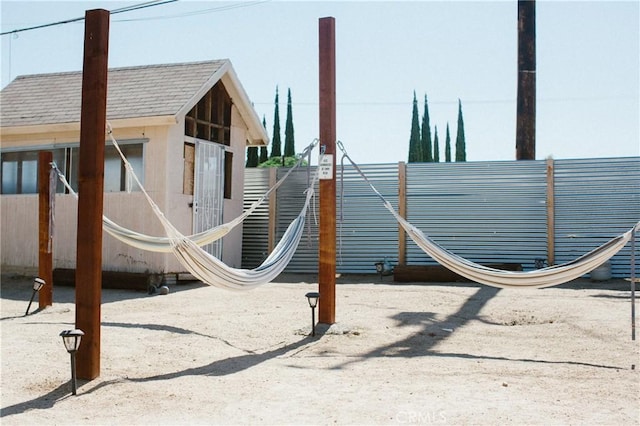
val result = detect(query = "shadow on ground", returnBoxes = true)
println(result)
[0,273,205,307]
[329,284,626,371]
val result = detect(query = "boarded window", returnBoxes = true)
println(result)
[183,142,195,195]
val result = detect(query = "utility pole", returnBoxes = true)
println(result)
[516,0,536,160]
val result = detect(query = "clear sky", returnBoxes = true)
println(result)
[1,1,638,165]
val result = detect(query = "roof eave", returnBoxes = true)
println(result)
[222,68,269,147]
[0,115,178,136]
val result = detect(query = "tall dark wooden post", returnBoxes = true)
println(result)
[516,0,536,160]
[75,8,109,380]
[318,17,336,324]
[38,151,53,308]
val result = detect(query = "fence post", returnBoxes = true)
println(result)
[268,167,277,254]
[398,161,407,266]
[546,158,555,265]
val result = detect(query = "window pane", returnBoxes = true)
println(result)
[1,144,143,194]
[104,146,122,192]
[69,148,79,193]
[21,156,38,194]
[123,144,143,191]
[1,157,18,194]
[0,151,38,194]
[52,149,67,193]
[103,144,143,192]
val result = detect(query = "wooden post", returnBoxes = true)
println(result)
[515,0,536,160]
[38,151,53,308]
[398,161,407,266]
[75,8,109,380]
[630,227,636,342]
[546,158,555,265]
[318,17,336,325]
[268,167,277,254]
[631,226,636,342]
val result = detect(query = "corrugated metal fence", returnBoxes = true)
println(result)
[242,157,639,278]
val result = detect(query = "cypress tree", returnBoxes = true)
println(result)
[259,115,268,163]
[445,122,452,162]
[421,94,432,162]
[455,99,466,162]
[246,146,259,167]
[270,87,282,158]
[284,88,295,157]
[433,125,440,163]
[408,91,421,163]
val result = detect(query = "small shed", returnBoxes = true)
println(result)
[0,60,268,280]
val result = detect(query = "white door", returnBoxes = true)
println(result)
[193,139,224,258]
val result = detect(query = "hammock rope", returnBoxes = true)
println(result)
[104,125,319,289]
[336,141,639,289]
[53,127,318,290]
[52,135,318,253]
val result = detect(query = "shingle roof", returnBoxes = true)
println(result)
[0,60,228,128]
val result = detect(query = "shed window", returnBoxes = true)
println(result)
[104,144,144,192]
[1,151,38,194]
[1,142,144,195]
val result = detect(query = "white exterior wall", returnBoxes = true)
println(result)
[0,126,177,273]
[1,195,39,267]
[1,109,253,274]
[1,129,80,270]
[221,105,248,268]
[102,125,174,273]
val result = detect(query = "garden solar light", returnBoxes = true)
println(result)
[374,258,393,280]
[305,292,320,336]
[60,329,84,395]
[25,278,45,316]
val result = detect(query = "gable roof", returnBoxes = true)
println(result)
[0,60,268,145]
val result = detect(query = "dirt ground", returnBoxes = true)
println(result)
[1,271,638,425]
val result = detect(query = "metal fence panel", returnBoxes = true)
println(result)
[242,157,639,278]
[405,161,549,270]
[553,157,640,277]
[241,168,270,268]
[335,163,400,273]
[275,167,319,273]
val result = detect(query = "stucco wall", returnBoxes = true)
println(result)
[1,110,253,275]
[0,125,179,273]
[220,105,248,269]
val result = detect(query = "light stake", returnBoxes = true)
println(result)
[25,278,45,316]
[60,329,84,395]
[305,292,320,336]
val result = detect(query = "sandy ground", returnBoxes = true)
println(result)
[1,272,639,425]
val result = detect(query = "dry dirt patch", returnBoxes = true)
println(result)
[1,273,638,425]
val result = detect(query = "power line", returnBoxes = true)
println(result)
[111,0,178,15]
[112,1,270,23]
[0,0,178,36]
